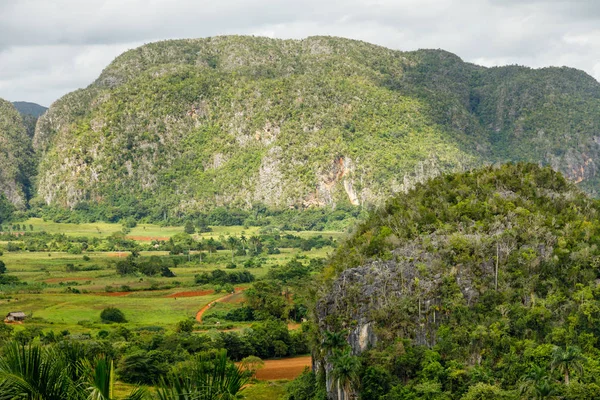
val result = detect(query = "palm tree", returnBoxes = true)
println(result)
[0,343,72,400]
[239,233,247,253]
[78,356,147,400]
[322,330,348,356]
[330,350,361,400]
[226,236,238,263]
[532,380,558,400]
[0,342,147,400]
[156,350,248,400]
[249,235,261,255]
[519,364,557,399]
[551,345,585,385]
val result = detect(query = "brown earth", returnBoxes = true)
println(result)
[96,292,132,297]
[45,277,93,283]
[166,290,214,298]
[254,356,312,380]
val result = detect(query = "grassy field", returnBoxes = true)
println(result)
[0,220,344,333]
[0,220,343,398]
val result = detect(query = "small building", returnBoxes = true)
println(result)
[4,311,26,323]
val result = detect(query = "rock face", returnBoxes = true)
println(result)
[314,164,592,399]
[0,99,35,208]
[32,36,600,216]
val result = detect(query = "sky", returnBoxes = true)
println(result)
[1,0,600,107]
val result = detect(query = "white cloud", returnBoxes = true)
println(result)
[0,0,599,105]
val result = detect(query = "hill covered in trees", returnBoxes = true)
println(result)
[0,99,35,214]
[12,101,48,138]
[307,164,600,399]
[32,36,600,221]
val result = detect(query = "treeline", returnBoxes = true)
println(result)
[0,229,335,255]
[31,202,363,231]
[0,318,309,386]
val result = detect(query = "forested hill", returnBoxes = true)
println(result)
[12,101,47,117]
[32,36,600,219]
[13,101,48,139]
[0,99,35,211]
[312,163,600,399]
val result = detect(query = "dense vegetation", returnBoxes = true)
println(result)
[31,36,600,222]
[12,101,47,138]
[0,99,35,211]
[302,163,600,399]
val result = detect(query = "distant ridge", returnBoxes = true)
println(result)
[21,35,600,218]
[12,101,47,117]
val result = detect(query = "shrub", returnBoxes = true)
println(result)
[176,319,195,333]
[100,307,127,323]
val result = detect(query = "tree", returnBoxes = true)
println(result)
[100,307,127,323]
[156,350,248,400]
[0,342,146,400]
[552,345,585,385]
[322,330,348,356]
[460,382,511,400]
[330,350,361,400]
[240,356,264,378]
[118,350,169,385]
[184,220,195,234]
[176,319,195,333]
[227,236,238,263]
[0,260,6,274]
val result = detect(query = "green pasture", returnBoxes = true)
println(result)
[0,221,344,336]
[0,291,223,330]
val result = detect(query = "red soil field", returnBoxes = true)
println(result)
[166,290,214,298]
[45,277,93,283]
[96,292,132,297]
[254,356,312,380]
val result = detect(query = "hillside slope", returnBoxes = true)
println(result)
[13,101,48,138]
[34,36,600,218]
[0,99,35,208]
[315,163,600,399]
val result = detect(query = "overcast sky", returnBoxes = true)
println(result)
[1,0,600,106]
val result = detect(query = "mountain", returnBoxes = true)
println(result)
[13,101,48,138]
[13,101,48,117]
[0,99,35,208]
[314,163,600,399]
[33,36,600,219]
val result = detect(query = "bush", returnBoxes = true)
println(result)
[176,319,195,333]
[100,307,127,323]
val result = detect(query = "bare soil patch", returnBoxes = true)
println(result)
[45,277,93,283]
[166,290,214,298]
[254,356,312,380]
[96,292,132,297]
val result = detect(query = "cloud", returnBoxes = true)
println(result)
[0,0,599,106]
